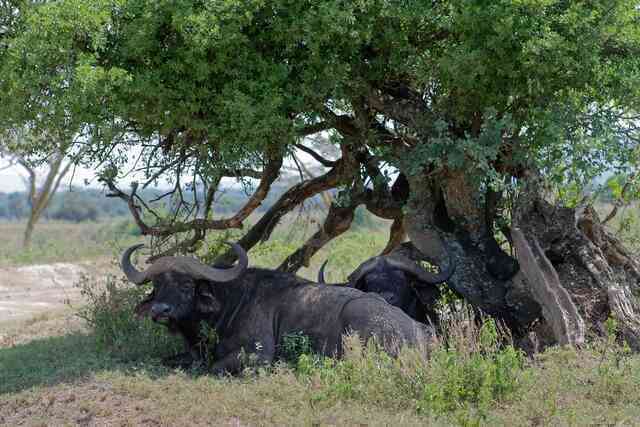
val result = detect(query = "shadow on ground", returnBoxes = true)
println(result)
[0,333,170,395]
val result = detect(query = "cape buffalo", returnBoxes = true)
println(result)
[317,250,455,324]
[122,243,436,375]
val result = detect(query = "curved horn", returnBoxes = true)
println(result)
[168,242,248,282]
[318,259,328,284]
[122,242,248,285]
[200,242,248,282]
[121,244,149,285]
[385,251,456,286]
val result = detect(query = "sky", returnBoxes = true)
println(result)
[0,163,100,193]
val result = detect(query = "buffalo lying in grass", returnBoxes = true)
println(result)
[122,243,436,375]
[318,250,455,324]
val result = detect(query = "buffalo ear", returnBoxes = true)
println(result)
[134,292,154,319]
[196,284,222,314]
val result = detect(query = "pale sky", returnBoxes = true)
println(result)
[0,163,101,193]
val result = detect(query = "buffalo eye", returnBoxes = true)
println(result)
[196,285,221,313]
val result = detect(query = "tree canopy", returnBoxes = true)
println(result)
[2,1,638,179]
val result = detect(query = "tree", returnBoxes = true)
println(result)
[0,128,80,247]
[1,0,639,349]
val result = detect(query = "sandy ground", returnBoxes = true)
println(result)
[0,263,90,325]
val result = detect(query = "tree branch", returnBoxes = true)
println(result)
[380,217,406,255]
[103,153,284,240]
[278,199,360,273]
[603,172,638,225]
[294,143,336,167]
[215,160,349,265]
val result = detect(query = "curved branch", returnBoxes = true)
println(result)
[603,172,637,225]
[381,217,406,255]
[278,199,360,273]
[294,143,336,167]
[226,154,283,224]
[103,154,284,238]
[216,161,348,265]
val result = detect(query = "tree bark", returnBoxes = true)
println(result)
[401,165,640,350]
[19,150,72,249]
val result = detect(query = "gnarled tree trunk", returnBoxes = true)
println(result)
[401,167,640,351]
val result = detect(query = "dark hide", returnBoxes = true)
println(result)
[348,259,434,325]
[135,269,436,375]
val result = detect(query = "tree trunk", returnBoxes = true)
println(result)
[22,214,37,249]
[19,149,73,249]
[401,168,640,351]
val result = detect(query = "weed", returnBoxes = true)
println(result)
[74,274,182,362]
[280,331,313,363]
[287,321,526,424]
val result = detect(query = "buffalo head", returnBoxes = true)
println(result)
[318,249,455,322]
[121,243,248,329]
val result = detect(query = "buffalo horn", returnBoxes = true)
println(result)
[317,259,329,284]
[121,242,248,285]
[121,243,149,285]
[385,252,456,286]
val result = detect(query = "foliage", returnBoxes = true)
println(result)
[0,0,637,239]
[280,331,313,363]
[75,274,183,361]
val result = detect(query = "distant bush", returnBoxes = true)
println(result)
[110,218,143,236]
[75,274,182,361]
[49,194,99,222]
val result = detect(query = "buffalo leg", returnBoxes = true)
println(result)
[211,339,275,375]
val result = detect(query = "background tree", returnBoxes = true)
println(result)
[1,0,639,349]
[0,128,82,247]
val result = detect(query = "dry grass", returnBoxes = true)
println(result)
[0,221,137,268]
[2,313,640,426]
[0,310,85,348]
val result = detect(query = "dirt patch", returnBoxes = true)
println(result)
[0,263,90,324]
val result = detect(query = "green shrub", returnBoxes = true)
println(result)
[291,320,527,423]
[280,331,314,363]
[75,274,183,362]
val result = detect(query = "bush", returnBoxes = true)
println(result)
[75,274,183,362]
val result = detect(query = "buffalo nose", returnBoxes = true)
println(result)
[150,303,172,319]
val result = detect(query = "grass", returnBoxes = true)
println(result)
[2,312,640,425]
[1,206,640,425]
[0,220,138,268]
[0,208,391,282]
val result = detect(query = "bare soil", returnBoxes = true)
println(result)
[0,263,89,324]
